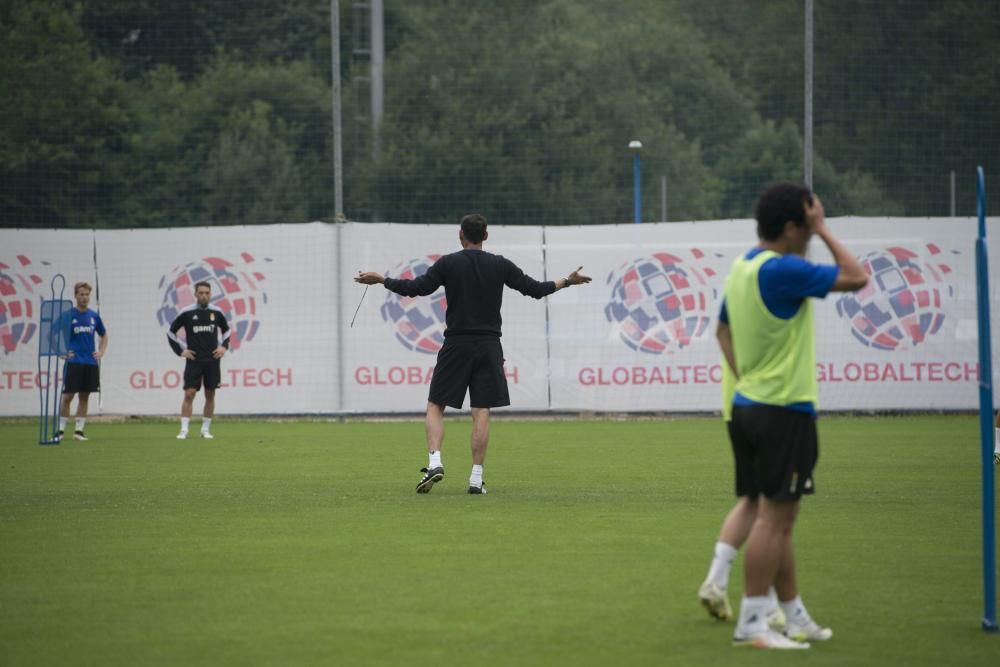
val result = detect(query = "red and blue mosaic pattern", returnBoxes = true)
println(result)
[156,253,269,351]
[380,255,447,354]
[604,250,719,355]
[835,244,953,351]
[0,255,44,354]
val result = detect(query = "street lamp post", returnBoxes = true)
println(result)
[629,140,643,224]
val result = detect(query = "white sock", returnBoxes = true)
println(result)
[201,418,212,432]
[706,541,738,588]
[75,418,86,432]
[180,417,190,432]
[766,587,779,612]
[469,464,484,487]
[428,450,441,470]
[780,595,813,627]
[995,427,999,453]
[736,595,770,636]
[59,417,68,432]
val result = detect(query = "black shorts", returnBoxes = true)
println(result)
[428,336,510,409]
[728,404,818,501]
[63,362,100,393]
[184,359,222,391]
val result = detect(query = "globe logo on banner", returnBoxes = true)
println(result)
[0,255,45,355]
[605,250,718,354]
[835,244,953,351]
[380,255,446,354]
[156,253,269,351]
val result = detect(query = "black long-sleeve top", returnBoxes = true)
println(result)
[167,305,231,359]
[383,248,556,337]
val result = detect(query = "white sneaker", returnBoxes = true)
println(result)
[733,629,810,649]
[176,430,188,440]
[200,431,214,439]
[784,619,833,641]
[994,450,999,465]
[698,581,733,620]
[766,606,786,631]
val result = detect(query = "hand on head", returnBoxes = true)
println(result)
[804,193,825,233]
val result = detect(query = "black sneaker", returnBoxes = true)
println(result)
[73,430,88,441]
[416,466,444,493]
[468,482,487,495]
[54,430,64,442]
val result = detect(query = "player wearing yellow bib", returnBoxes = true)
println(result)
[702,184,867,650]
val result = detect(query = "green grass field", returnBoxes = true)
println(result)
[1,415,997,665]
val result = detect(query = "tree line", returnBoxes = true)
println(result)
[2,0,997,228]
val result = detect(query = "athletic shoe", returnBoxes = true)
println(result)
[468,482,487,495]
[73,430,88,441]
[54,430,64,442]
[200,431,214,439]
[416,466,444,494]
[176,430,188,440]
[698,581,733,621]
[767,606,787,631]
[994,450,999,465]
[784,620,833,642]
[733,629,810,649]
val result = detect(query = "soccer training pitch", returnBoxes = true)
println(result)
[1,415,996,665]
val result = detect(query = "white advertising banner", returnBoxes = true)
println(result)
[1,230,98,410]
[1,218,997,416]
[0,224,340,416]
[546,217,1000,412]
[340,223,549,413]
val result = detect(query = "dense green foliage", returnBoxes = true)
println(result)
[0,416,994,665]
[1,1,997,227]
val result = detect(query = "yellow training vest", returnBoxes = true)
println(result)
[721,250,817,420]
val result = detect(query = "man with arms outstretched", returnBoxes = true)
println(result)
[355,214,591,494]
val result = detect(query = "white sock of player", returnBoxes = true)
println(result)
[779,595,814,627]
[995,427,999,453]
[428,450,441,470]
[75,418,86,432]
[201,418,212,433]
[735,595,770,637]
[706,541,738,589]
[766,586,779,612]
[469,464,483,488]
[59,417,68,432]
[180,417,190,432]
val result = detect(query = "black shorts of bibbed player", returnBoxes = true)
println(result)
[427,335,510,409]
[63,362,101,393]
[728,403,818,501]
[183,359,222,391]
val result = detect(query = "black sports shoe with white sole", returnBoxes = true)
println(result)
[468,482,487,495]
[416,466,444,493]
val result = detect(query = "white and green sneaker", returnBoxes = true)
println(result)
[733,629,810,649]
[698,581,733,621]
[766,605,787,631]
[784,619,833,642]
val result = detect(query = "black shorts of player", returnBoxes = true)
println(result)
[728,403,818,501]
[428,335,510,409]
[63,362,100,393]
[184,359,222,391]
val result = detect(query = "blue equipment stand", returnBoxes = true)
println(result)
[975,167,998,632]
[37,275,72,445]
